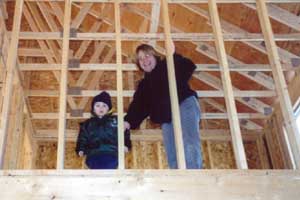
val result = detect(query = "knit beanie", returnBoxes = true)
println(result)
[91,91,112,113]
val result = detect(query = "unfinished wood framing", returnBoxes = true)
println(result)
[0,0,300,173]
[256,0,300,169]
[208,0,247,169]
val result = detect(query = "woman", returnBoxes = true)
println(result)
[124,44,202,169]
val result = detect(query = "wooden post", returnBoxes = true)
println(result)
[161,0,186,169]
[256,136,270,169]
[156,141,163,169]
[207,141,214,169]
[115,0,125,169]
[57,0,72,169]
[132,142,137,169]
[0,0,24,168]
[256,0,300,169]
[6,80,25,169]
[208,0,248,169]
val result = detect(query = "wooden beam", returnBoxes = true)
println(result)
[0,4,37,169]
[26,89,276,98]
[203,98,263,130]
[156,141,163,169]
[56,0,71,169]
[71,3,93,29]
[256,135,270,169]
[149,0,160,47]
[74,21,102,59]
[18,48,47,57]
[196,42,275,90]
[0,0,24,168]
[244,3,300,32]
[5,82,25,169]
[49,2,64,27]
[256,0,300,169]
[36,2,63,49]
[0,1,8,20]
[161,0,186,169]
[207,141,214,168]
[182,3,300,69]
[33,129,262,142]
[16,31,300,41]
[22,4,55,63]
[194,72,273,115]
[208,0,248,169]
[19,63,298,72]
[115,0,125,169]
[23,3,80,104]
[26,3,61,62]
[30,112,268,120]
[1,170,300,199]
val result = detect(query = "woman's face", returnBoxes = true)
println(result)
[137,50,157,73]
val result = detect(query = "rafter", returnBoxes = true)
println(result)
[26,2,61,62]
[181,4,300,68]
[149,0,160,47]
[196,42,275,90]
[74,21,102,59]
[71,3,93,29]
[194,72,272,115]
[48,2,64,26]
[23,4,56,63]
[244,3,300,32]
[203,98,263,130]
[23,3,77,111]
[36,2,63,49]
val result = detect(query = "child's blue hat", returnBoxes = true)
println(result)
[91,91,112,112]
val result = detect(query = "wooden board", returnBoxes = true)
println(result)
[0,170,300,200]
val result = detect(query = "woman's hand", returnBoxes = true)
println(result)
[78,151,84,157]
[170,40,175,55]
[124,121,131,130]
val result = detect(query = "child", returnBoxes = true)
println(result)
[75,91,131,169]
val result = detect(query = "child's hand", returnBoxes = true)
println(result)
[124,121,130,130]
[124,146,129,153]
[78,151,84,157]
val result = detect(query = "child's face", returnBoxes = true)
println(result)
[93,102,109,117]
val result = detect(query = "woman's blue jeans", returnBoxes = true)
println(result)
[161,96,202,169]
